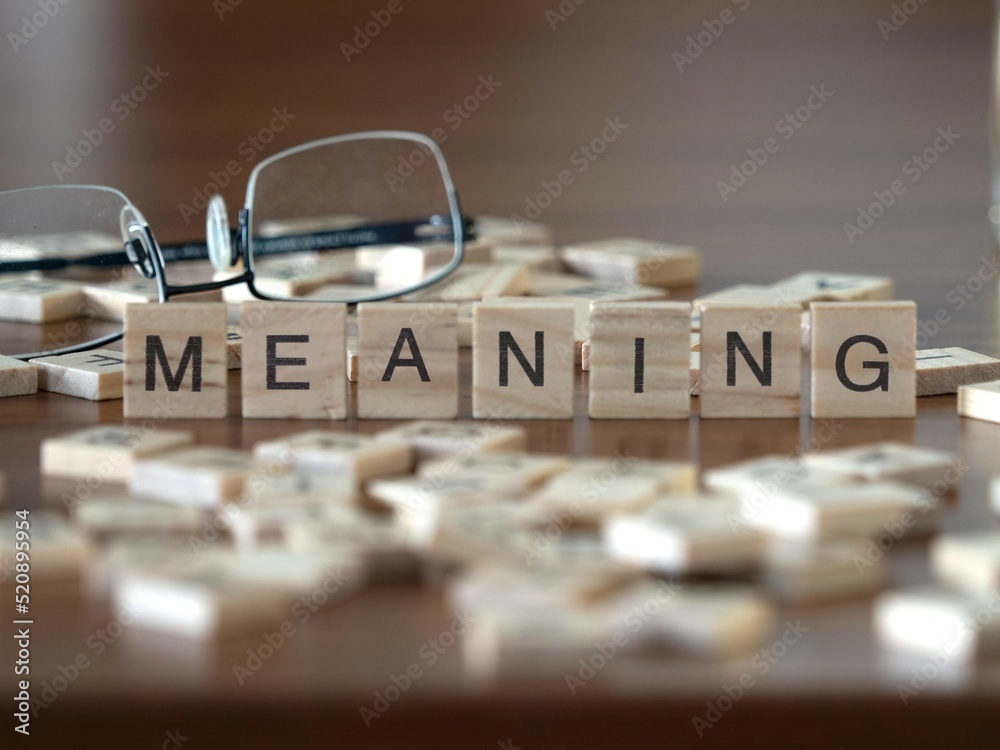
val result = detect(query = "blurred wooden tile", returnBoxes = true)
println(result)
[0,277,85,323]
[693,284,778,312]
[226,325,242,370]
[703,455,850,500]
[739,480,916,540]
[374,420,526,461]
[224,502,363,550]
[699,303,801,419]
[917,347,1000,397]
[474,215,554,246]
[875,587,1000,661]
[72,498,204,535]
[40,424,194,482]
[958,379,1000,424]
[931,531,1000,594]
[810,301,916,419]
[82,280,159,322]
[403,263,529,302]
[472,299,575,419]
[30,348,123,400]
[588,301,690,419]
[559,237,700,288]
[491,244,559,270]
[763,538,887,603]
[804,441,957,490]
[241,301,346,419]
[253,430,412,483]
[123,302,227,419]
[404,502,537,567]
[417,451,572,494]
[357,303,458,419]
[603,496,763,575]
[129,447,258,506]
[769,271,893,306]
[1,512,88,581]
[0,355,37,397]
[606,581,775,658]
[449,565,632,613]
[283,515,415,583]
[529,471,659,525]
[690,351,701,396]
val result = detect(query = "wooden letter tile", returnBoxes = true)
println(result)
[916,347,1000,396]
[958,379,1000,424]
[0,277,85,323]
[123,302,227,419]
[472,300,575,419]
[241,301,346,419]
[357,303,458,419]
[699,302,801,418]
[559,237,701,288]
[252,430,412,484]
[129,446,258,506]
[374,420,526,460]
[587,301,690,419]
[931,531,1000,594]
[30,348,123,400]
[0,355,37,397]
[810,301,916,418]
[41,424,194,482]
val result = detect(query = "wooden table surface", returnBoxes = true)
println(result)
[1,0,999,747]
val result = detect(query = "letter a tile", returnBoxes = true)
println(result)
[357,303,458,419]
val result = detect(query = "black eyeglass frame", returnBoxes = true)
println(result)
[3,131,471,360]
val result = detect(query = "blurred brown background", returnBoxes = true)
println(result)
[0,0,992,297]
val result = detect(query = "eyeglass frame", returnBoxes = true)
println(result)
[2,130,471,360]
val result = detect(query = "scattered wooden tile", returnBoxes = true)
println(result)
[606,580,776,658]
[804,441,958,491]
[769,271,893,307]
[692,285,778,312]
[738,480,917,540]
[810,301,916,419]
[0,512,88,580]
[224,502,364,550]
[253,430,412,483]
[72,498,204,536]
[241,301,346,419]
[699,302,802,418]
[357,303,458,419]
[374,420,526,461]
[762,538,887,602]
[283,515,416,582]
[403,263,529,302]
[82,280,159,322]
[129,447,258,506]
[0,355,37,397]
[559,237,700,288]
[603,496,763,575]
[0,277,85,323]
[40,425,194,482]
[474,215,554,246]
[703,455,851,500]
[226,325,242,370]
[30,348,124,401]
[491,244,559,270]
[123,302,228,419]
[403,502,537,566]
[587,301,691,419]
[874,587,1000,661]
[417,452,573,494]
[449,565,632,613]
[472,299,575,419]
[916,347,1000,396]
[958,380,1000,425]
[931,531,1000,594]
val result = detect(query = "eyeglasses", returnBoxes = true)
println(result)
[0,131,470,360]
